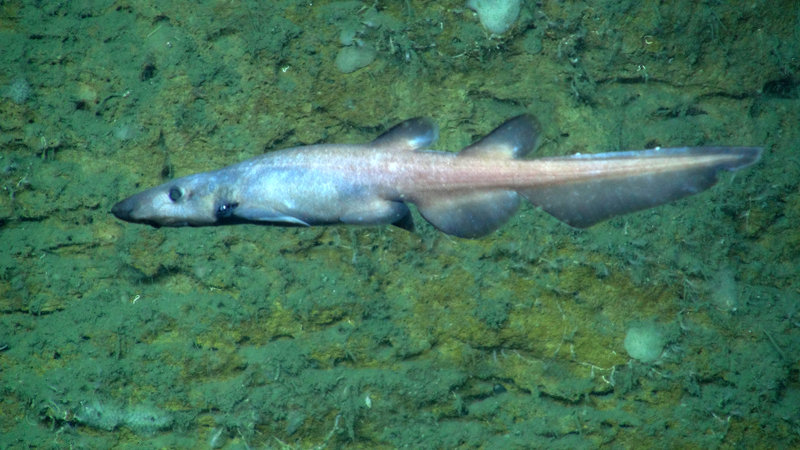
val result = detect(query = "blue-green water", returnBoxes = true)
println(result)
[1,1,797,448]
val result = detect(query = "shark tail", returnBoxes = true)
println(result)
[518,146,762,228]
[416,115,761,238]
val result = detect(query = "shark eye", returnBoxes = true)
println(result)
[168,186,184,202]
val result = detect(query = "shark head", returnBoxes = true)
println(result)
[111,172,238,227]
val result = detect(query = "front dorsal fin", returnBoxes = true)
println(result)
[370,118,439,152]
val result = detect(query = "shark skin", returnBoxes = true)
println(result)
[111,115,762,238]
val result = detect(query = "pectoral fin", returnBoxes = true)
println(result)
[232,206,311,226]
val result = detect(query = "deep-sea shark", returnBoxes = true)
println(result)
[111,115,761,238]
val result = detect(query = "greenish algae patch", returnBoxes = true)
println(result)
[0,0,797,448]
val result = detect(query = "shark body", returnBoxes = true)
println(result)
[111,115,761,238]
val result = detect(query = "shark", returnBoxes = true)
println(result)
[111,115,761,238]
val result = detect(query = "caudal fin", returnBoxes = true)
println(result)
[520,146,762,228]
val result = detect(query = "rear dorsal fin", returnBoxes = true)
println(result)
[459,114,540,159]
[415,115,541,238]
[370,118,439,152]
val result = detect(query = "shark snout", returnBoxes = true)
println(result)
[111,196,137,222]
[111,195,163,227]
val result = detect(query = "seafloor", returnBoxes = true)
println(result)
[0,1,798,448]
